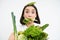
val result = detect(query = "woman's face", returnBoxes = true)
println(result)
[23,6,36,21]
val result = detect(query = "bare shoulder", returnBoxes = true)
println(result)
[8,33,15,40]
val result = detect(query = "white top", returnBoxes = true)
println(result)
[17,23,40,32]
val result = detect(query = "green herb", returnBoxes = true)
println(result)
[23,25,42,37]
[18,34,27,40]
[41,24,49,31]
[23,18,33,24]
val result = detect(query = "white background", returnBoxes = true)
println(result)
[0,0,60,40]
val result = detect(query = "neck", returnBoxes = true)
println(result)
[26,22,34,27]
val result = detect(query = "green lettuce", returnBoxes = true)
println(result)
[23,18,49,40]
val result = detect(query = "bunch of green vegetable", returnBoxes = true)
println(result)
[11,12,49,40]
[23,18,49,40]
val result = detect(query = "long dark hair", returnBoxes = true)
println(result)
[20,5,41,25]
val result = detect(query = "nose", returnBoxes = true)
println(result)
[28,13,32,17]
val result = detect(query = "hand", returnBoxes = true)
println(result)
[8,33,15,40]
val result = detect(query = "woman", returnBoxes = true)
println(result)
[8,2,41,40]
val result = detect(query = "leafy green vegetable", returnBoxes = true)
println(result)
[22,18,49,40]
[41,24,49,31]
[18,34,27,40]
[27,2,36,5]
[24,25,42,37]
[23,18,33,24]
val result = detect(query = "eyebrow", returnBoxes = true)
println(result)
[25,9,35,11]
[25,9,29,10]
[32,9,36,12]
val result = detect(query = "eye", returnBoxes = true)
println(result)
[32,11,34,14]
[26,11,29,13]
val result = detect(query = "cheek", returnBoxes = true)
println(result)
[32,14,36,18]
[31,14,36,21]
[23,13,28,18]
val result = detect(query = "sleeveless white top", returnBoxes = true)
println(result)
[17,23,40,32]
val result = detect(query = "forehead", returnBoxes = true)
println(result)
[25,6,35,10]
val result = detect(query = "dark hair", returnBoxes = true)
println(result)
[20,5,41,25]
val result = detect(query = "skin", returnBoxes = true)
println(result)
[8,6,37,40]
[8,33,15,40]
